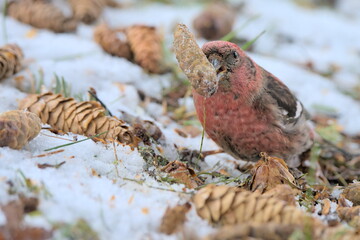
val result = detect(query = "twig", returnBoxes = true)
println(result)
[43,131,107,151]
[37,161,66,169]
[122,177,192,194]
[112,140,120,178]
[33,149,64,158]
[40,132,76,142]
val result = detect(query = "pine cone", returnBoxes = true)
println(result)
[0,110,41,149]
[93,24,132,60]
[206,222,360,240]
[126,25,166,74]
[19,92,139,147]
[193,2,236,40]
[68,0,105,24]
[192,184,313,226]
[7,0,77,33]
[0,44,24,80]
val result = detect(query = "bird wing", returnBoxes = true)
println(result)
[263,70,305,126]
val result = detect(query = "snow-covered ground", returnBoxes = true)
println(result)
[1,0,360,239]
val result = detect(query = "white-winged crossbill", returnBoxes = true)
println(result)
[193,41,314,166]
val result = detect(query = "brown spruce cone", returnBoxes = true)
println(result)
[193,2,236,40]
[206,222,360,240]
[192,184,315,226]
[205,223,301,240]
[19,92,140,147]
[93,24,132,60]
[68,0,105,24]
[0,44,24,80]
[0,110,41,149]
[126,25,166,74]
[7,0,77,33]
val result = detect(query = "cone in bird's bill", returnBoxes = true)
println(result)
[173,23,218,97]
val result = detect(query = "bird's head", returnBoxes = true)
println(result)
[202,41,246,92]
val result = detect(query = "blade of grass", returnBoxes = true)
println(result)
[44,131,107,151]
[221,15,260,42]
[54,73,61,94]
[196,105,206,165]
[241,30,266,51]
[2,0,8,43]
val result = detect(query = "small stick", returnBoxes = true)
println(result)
[33,149,64,158]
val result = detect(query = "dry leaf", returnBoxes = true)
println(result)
[0,44,24,80]
[192,184,316,226]
[193,2,236,40]
[7,0,77,33]
[19,92,140,147]
[161,161,203,189]
[93,24,132,60]
[342,182,360,206]
[250,152,296,193]
[0,110,41,149]
[158,202,191,235]
[321,198,331,216]
[0,199,52,240]
[173,24,218,97]
[126,25,166,74]
[337,204,360,228]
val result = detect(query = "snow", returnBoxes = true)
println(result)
[1,0,360,239]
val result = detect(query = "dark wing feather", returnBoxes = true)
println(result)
[263,70,303,124]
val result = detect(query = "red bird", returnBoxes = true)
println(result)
[193,41,314,166]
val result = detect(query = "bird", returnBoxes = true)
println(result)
[192,41,314,167]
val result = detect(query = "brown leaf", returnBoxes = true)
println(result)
[161,161,203,189]
[321,198,331,216]
[250,153,297,193]
[158,203,191,235]
[0,110,41,149]
[173,24,218,97]
[337,205,360,228]
[0,199,51,240]
[342,182,360,206]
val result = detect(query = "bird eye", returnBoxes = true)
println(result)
[233,51,239,59]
